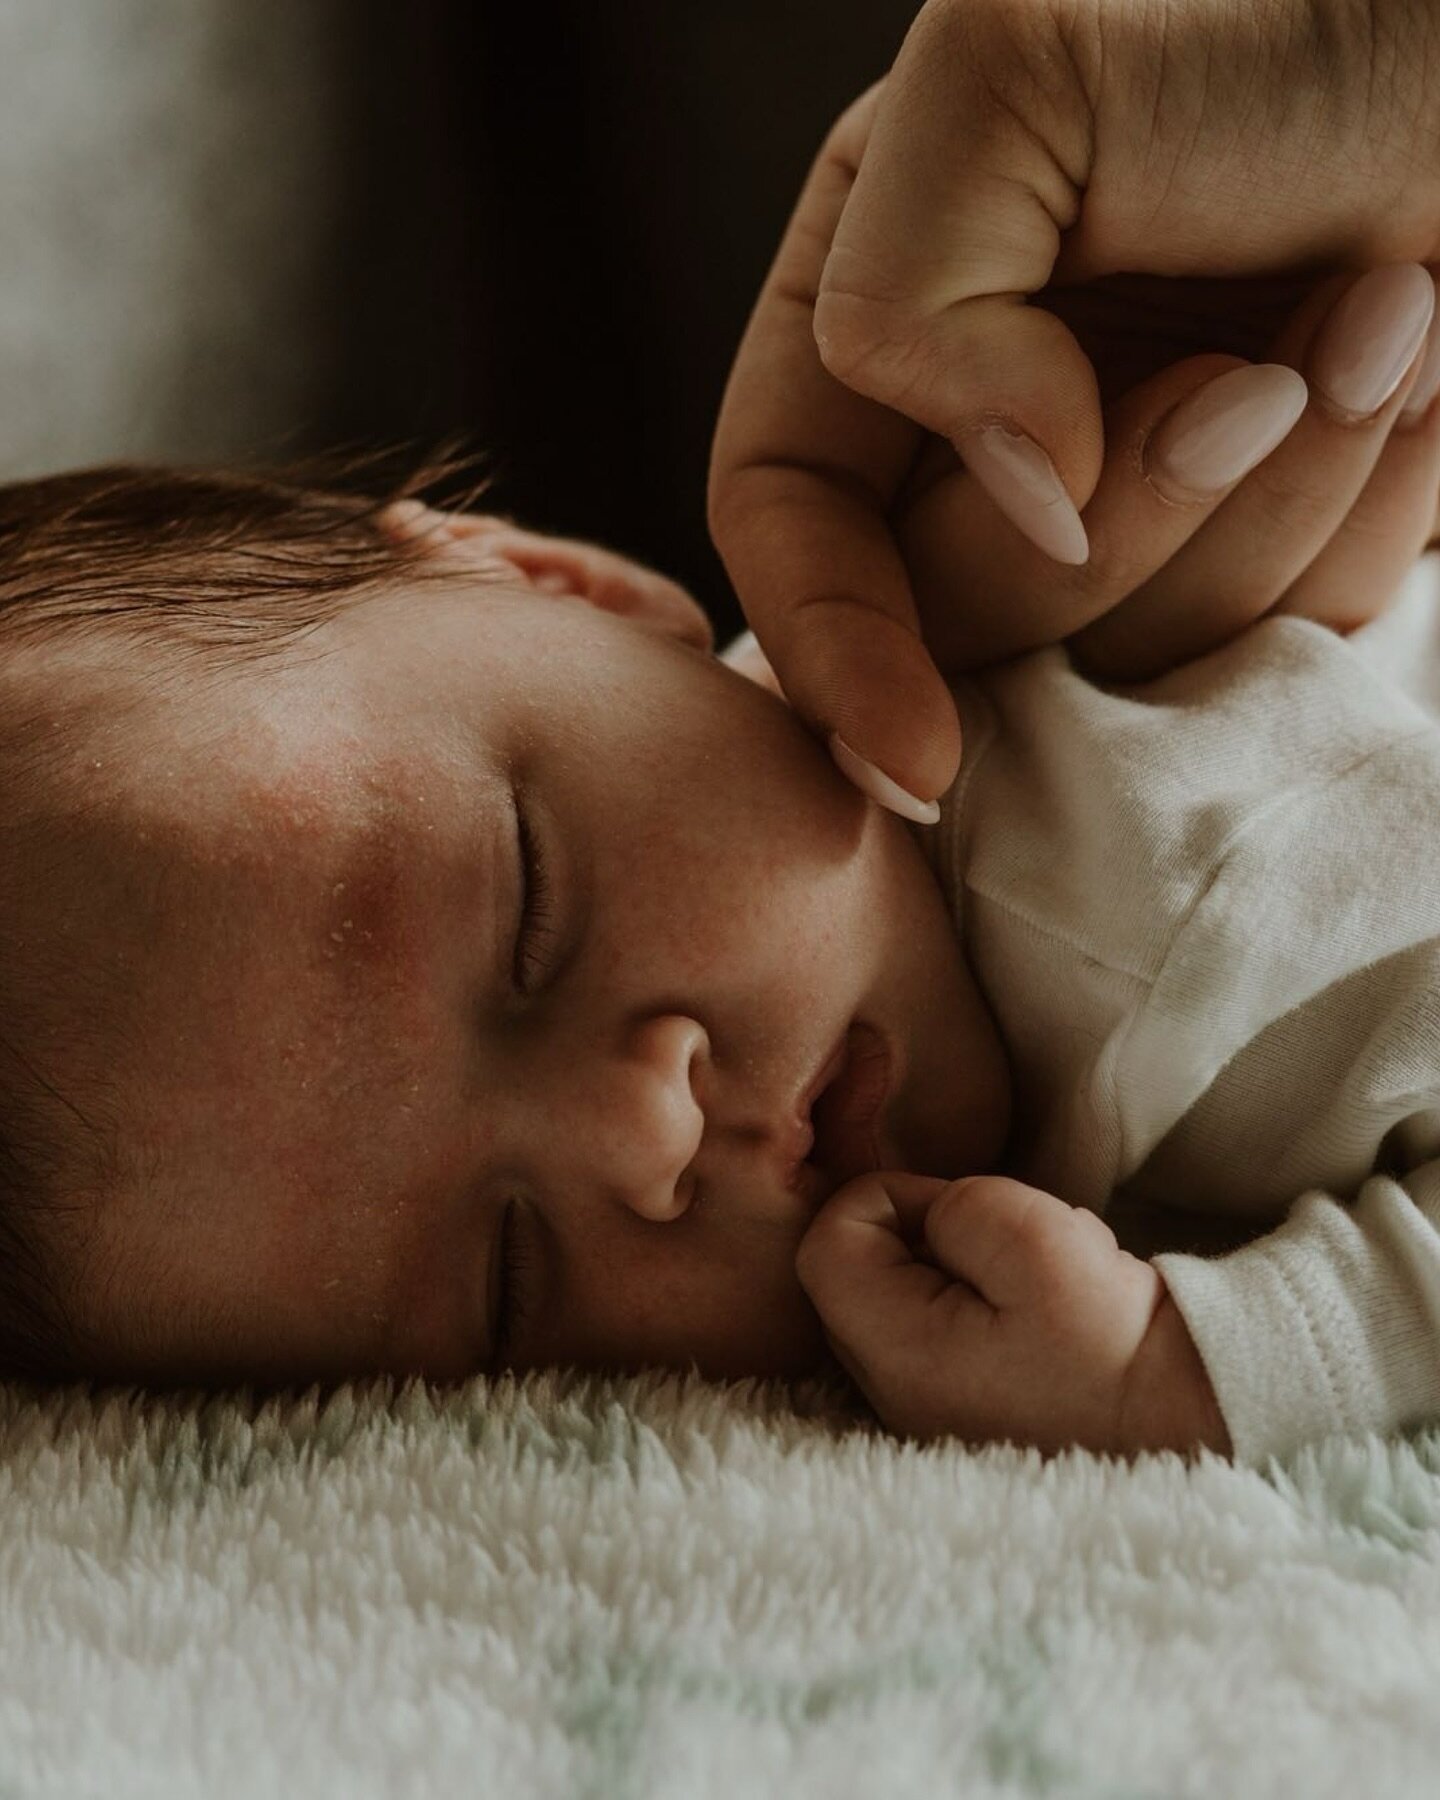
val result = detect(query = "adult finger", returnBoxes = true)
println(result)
[1071,264,1438,678]
[1272,275,1440,630]
[709,86,962,814]
[814,0,1106,566]
[1274,386,1440,630]
[895,351,1309,674]
[816,0,1440,582]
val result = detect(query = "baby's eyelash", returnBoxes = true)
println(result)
[515,798,559,990]
[494,1205,531,1365]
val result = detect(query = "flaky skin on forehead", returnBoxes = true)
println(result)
[0,448,491,1387]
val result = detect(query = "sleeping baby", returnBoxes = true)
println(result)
[0,442,1437,1469]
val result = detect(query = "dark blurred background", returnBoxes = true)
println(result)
[0,1,923,641]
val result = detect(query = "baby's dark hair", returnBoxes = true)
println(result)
[0,447,486,1386]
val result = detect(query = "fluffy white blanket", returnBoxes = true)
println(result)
[2,1369,1438,1797]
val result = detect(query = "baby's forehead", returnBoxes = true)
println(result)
[2,623,152,766]
[5,648,456,1110]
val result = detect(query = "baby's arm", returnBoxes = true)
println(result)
[1150,1159,1440,1467]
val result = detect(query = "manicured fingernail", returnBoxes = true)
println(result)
[1400,298,1440,426]
[1148,364,1309,494]
[953,422,1089,565]
[720,627,760,666]
[828,733,940,825]
[1310,263,1435,419]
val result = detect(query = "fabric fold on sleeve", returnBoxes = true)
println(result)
[1152,1161,1440,1466]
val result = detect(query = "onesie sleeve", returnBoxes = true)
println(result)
[1152,1162,1440,1466]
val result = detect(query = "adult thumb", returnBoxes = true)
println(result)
[814,0,1103,566]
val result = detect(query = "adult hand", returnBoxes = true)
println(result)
[899,261,1440,689]
[709,0,1440,814]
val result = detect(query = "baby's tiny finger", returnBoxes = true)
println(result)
[707,92,961,807]
[795,1172,954,1347]
[798,1172,941,1279]
[922,1176,1077,1310]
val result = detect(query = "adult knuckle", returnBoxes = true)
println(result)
[1022,1223,1074,1287]
[812,286,909,388]
[1331,485,1427,553]
[1001,1179,1051,1234]
[705,461,763,551]
[823,80,886,171]
[1247,467,1335,536]
[813,283,957,421]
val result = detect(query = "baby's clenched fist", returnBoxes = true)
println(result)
[795,1170,1227,1458]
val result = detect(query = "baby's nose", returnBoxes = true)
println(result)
[601,1014,706,1222]
[623,1169,698,1224]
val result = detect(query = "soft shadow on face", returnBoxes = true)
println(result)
[27,543,1010,1396]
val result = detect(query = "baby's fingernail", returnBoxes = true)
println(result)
[953,422,1089,566]
[828,734,940,825]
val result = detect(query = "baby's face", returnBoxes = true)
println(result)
[37,543,1010,1392]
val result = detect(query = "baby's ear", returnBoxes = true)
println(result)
[376,502,713,652]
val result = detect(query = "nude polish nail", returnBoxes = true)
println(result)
[828,734,941,825]
[1148,364,1309,495]
[1399,293,1440,427]
[1310,263,1435,419]
[954,421,1090,566]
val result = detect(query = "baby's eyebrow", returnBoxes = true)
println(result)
[480,1202,509,1374]
[312,792,495,978]
[315,826,416,968]
[308,760,517,993]
[481,1199,554,1375]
